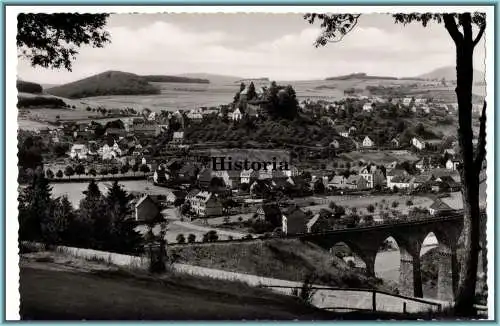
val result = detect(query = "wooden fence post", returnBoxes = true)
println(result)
[403,302,407,314]
[372,291,376,312]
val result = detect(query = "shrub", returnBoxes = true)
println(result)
[206,230,218,242]
[187,234,196,243]
[392,201,399,208]
[176,234,186,244]
[367,204,375,213]
[406,199,414,206]
[293,273,318,305]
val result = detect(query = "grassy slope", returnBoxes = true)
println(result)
[169,239,387,290]
[46,71,161,99]
[20,266,336,320]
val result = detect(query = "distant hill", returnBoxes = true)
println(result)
[417,66,485,82]
[17,80,43,94]
[46,71,161,99]
[17,92,68,109]
[176,73,243,84]
[142,75,209,84]
[325,73,398,81]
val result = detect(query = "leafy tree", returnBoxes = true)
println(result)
[88,168,97,177]
[367,204,375,213]
[17,13,110,71]
[132,163,139,175]
[206,230,219,242]
[53,143,70,157]
[304,13,486,313]
[44,195,77,245]
[313,179,325,194]
[247,82,257,100]
[45,169,54,179]
[176,233,186,244]
[103,181,142,254]
[64,165,74,180]
[120,163,130,175]
[56,170,63,178]
[75,163,85,176]
[140,164,150,176]
[18,168,52,241]
[187,233,196,243]
[110,166,119,176]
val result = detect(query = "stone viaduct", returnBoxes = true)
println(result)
[298,215,464,301]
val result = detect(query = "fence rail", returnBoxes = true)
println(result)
[261,284,443,313]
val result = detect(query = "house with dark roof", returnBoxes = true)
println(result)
[282,206,308,235]
[307,208,334,233]
[388,175,414,190]
[135,195,161,222]
[153,167,168,184]
[256,204,282,227]
[428,199,455,216]
[386,169,408,188]
[198,168,213,189]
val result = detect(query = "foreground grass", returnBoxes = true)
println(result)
[20,264,338,320]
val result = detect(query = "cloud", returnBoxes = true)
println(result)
[17,17,486,84]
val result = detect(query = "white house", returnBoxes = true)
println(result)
[411,137,426,150]
[187,111,203,121]
[446,159,460,171]
[284,166,299,178]
[69,144,89,160]
[359,165,385,189]
[362,103,374,112]
[240,169,254,184]
[340,131,350,138]
[421,105,431,114]
[100,141,122,160]
[230,108,243,121]
[402,98,412,106]
[362,136,374,148]
[329,139,340,149]
[172,131,184,144]
[386,169,408,189]
[328,175,348,189]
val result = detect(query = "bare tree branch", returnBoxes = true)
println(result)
[473,23,486,47]
[443,14,463,45]
[475,101,487,171]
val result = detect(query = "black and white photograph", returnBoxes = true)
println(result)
[8,6,494,320]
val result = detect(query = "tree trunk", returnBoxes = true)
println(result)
[453,17,482,317]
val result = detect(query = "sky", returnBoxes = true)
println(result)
[17,13,487,84]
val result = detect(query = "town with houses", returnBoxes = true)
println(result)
[21,81,486,237]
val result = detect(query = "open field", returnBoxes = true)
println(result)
[17,119,58,131]
[50,78,476,113]
[20,254,334,320]
[303,194,434,217]
[340,150,420,164]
